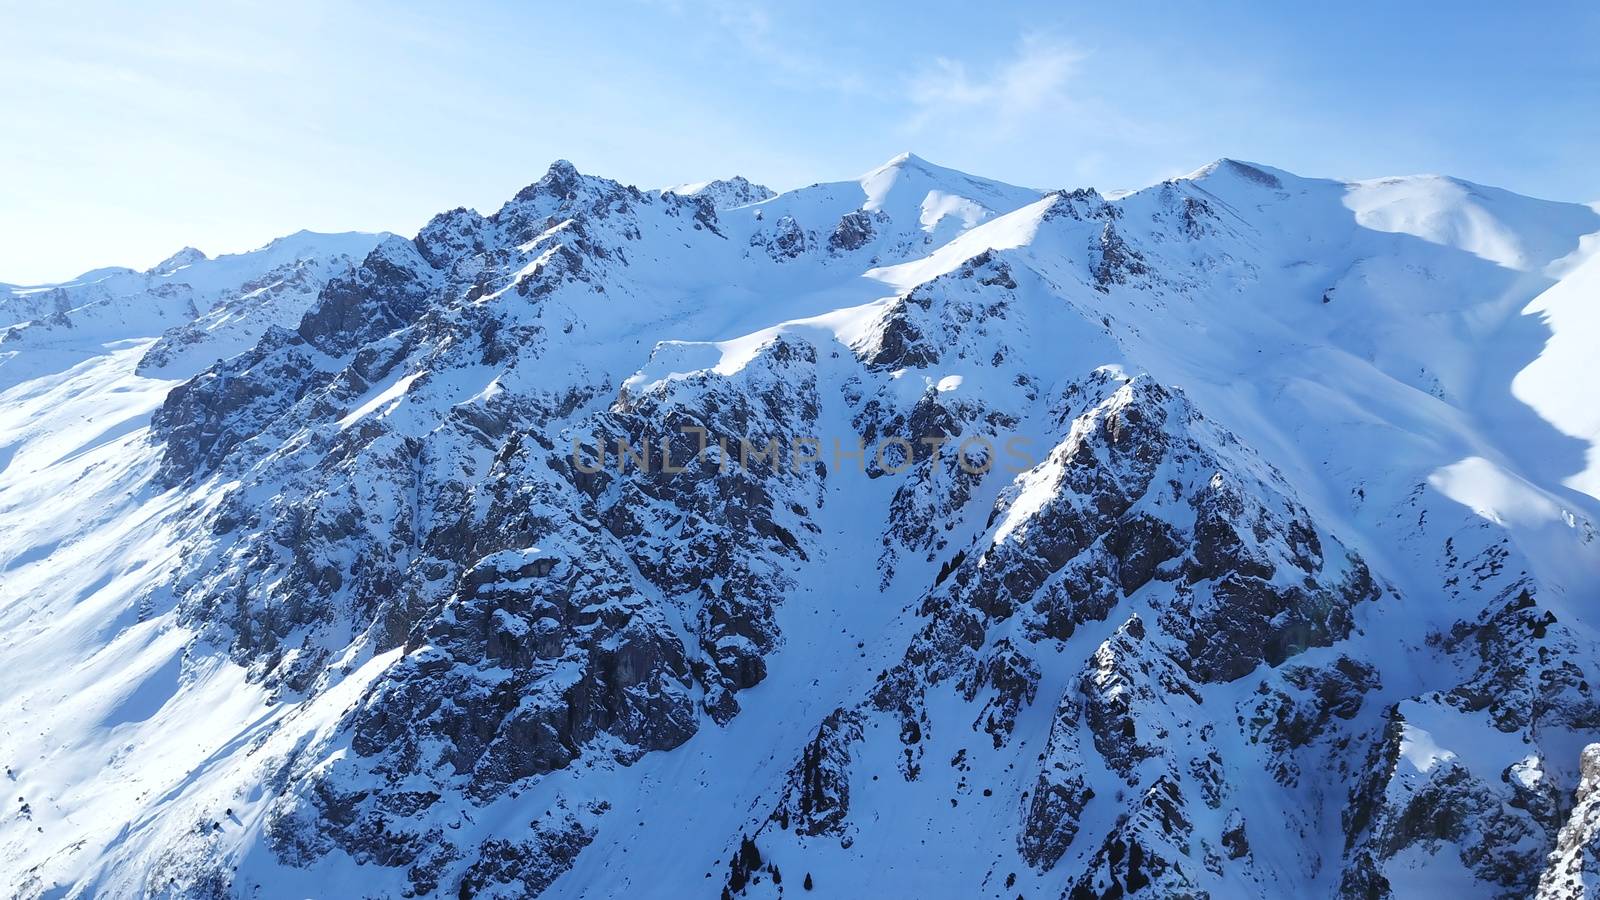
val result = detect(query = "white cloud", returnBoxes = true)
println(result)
[905,35,1086,136]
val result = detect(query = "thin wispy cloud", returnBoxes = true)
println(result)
[905,35,1086,136]
[652,0,876,96]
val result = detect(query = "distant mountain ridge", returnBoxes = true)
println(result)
[663,175,777,209]
[0,230,388,387]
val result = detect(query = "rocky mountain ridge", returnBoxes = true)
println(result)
[0,153,1598,899]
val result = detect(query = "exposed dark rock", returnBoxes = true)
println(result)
[771,709,864,837]
[828,210,879,253]
[1020,690,1094,871]
[1538,743,1600,899]
[1067,777,1204,899]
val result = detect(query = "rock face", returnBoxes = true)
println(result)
[4,153,1600,900]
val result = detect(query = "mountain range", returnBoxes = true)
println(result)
[2,152,1599,899]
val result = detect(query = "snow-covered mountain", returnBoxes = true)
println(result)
[663,176,777,210]
[0,230,388,389]
[2,153,1599,900]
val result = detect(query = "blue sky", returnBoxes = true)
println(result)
[3,0,1597,283]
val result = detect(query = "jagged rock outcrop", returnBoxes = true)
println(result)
[753,214,808,261]
[1338,584,1600,897]
[1021,690,1095,871]
[1539,744,1600,899]
[770,709,864,838]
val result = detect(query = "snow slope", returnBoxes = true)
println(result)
[1514,241,1600,499]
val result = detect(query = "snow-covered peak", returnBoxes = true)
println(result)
[484,158,712,251]
[855,151,1042,237]
[504,158,593,207]
[1343,173,1600,272]
[62,265,141,286]
[147,230,388,297]
[0,229,388,386]
[249,228,388,258]
[149,246,207,275]
[663,175,776,209]
[858,150,932,181]
[1179,158,1600,273]
[717,152,1046,266]
[1180,157,1297,190]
